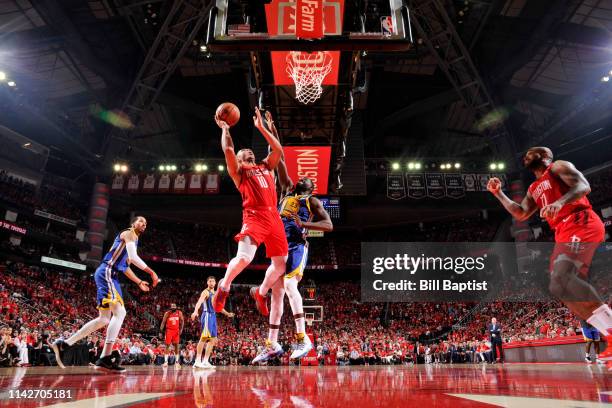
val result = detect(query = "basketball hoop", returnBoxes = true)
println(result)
[285,51,333,104]
[306,318,314,327]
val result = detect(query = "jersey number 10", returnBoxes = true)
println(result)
[256,175,268,188]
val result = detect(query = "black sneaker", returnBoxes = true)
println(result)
[51,339,69,369]
[95,352,126,372]
[585,355,593,364]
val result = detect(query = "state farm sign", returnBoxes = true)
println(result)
[296,0,324,39]
[283,146,332,195]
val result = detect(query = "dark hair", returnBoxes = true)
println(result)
[207,276,216,281]
[130,216,144,225]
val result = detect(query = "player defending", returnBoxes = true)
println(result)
[191,276,234,369]
[487,147,611,363]
[250,111,333,363]
[212,107,289,313]
[52,216,159,371]
[160,303,184,368]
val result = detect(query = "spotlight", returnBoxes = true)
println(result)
[120,165,128,173]
[489,163,497,170]
[498,163,505,170]
[391,162,400,170]
[440,164,447,170]
[202,164,208,171]
[159,165,165,171]
[113,164,121,172]
[170,165,177,171]
[0,72,5,81]
[407,162,415,170]
[454,162,461,169]
[195,164,202,172]
[218,164,225,172]
[7,81,16,87]
[415,163,422,170]
[602,76,610,82]
[200,45,208,53]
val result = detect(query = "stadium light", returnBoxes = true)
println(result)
[391,162,400,170]
[415,163,422,170]
[170,165,177,171]
[407,162,415,170]
[202,164,208,171]
[602,76,610,83]
[113,164,121,172]
[159,165,165,171]
[440,164,447,170]
[200,45,208,53]
[195,164,202,172]
[0,72,5,81]
[454,162,461,169]
[120,164,128,173]
[498,162,505,170]
[218,164,225,172]
[7,81,16,87]
[490,163,497,170]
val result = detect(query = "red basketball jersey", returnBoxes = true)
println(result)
[239,163,277,208]
[527,163,592,229]
[166,310,181,331]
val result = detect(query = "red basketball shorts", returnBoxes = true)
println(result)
[165,330,180,345]
[550,209,605,277]
[234,206,288,257]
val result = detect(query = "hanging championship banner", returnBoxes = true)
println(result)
[386,173,406,200]
[205,174,219,194]
[444,173,465,199]
[407,174,426,199]
[188,174,203,194]
[111,175,125,191]
[174,173,187,192]
[462,173,477,192]
[296,0,324,39]
[142,174,156,192]
[158,174,171,193]
[425,173,445,199]
[127,174,140,192]
[478,174,490,192]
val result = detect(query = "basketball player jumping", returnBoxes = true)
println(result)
[251,111,333,363]
[160,303,184,367]
[52,216,159,371]
[487,147,611,364]
[212,107,289,314]
[191,276,235,369]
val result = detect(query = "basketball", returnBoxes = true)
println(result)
[215,102,240,127]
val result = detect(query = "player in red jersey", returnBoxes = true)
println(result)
[488,146,612,363]
[212,107,289,314]
[160,303,184,367]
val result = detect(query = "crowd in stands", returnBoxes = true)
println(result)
[1,261,603,368]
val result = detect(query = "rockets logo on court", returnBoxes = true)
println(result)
[569,234,582,253]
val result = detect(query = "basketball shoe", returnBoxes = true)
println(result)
[95,351,125,372]
[212,279,230,312]
[202,360,216,369]
[250,286,269,316]
[290,333,313,360]
[252,340,283,364]
[193,360,206,369]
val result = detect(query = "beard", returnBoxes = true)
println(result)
[525,155,546,171]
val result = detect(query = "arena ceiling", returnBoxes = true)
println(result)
[0,0,610,181]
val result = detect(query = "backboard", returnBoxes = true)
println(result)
[207,0,413,52]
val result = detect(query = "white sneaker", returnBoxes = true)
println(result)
[290,334,312,360]
[202,360,216,369]
[193,361,206,369]
[252,341,283,364]
[596,357,606,365]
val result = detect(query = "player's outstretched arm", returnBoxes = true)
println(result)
[254,107,283,170]
[487,177,538,221]
[191,291,207,320]
[221,309,235,318]
[543,160,591,218]
[265,110,293,193]
[217,118,241,188]
[122,230,158,286]
[123,267,150,292]
[294,197,334,232]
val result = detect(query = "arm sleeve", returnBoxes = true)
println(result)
[125,241,148,271]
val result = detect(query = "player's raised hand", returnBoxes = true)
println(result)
[215,116,229,130]
[264,110,274,129]
[487,177,501,195]
[253,107,264,129]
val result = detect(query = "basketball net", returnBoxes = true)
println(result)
[285,51,333,104]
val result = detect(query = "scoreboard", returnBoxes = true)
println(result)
[319,197,341,221]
